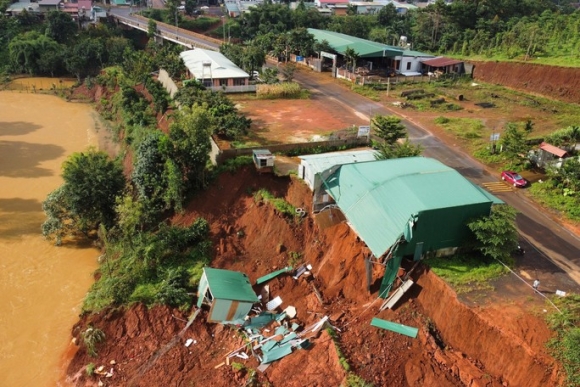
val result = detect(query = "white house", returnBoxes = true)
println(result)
[179,49,250,92]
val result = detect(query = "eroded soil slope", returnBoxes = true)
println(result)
[64,167,562,387]
[472,61,580,103]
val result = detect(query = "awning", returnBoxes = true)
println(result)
[421,57,463,67]
[540,142,568,158]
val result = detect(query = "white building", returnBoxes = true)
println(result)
[179,49,251,92]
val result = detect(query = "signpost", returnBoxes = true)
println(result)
[358,125,371,138]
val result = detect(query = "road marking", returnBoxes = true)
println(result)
[481,182,514,193]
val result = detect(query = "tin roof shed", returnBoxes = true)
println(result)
[197,268,259,323]
[307,28,404,58]
[323,157,502,258]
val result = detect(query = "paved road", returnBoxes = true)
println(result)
[292,69,580,291]
[102,12,580,291]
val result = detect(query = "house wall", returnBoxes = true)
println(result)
[398,203,492,256]
[209,299,233,322]
[196,272,210,308]
[397,56,425,73]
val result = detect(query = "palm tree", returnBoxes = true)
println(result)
[343,47,359,73]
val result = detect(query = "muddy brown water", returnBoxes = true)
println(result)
[0,87,100,387]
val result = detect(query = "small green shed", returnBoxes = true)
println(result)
[197,268,259,323]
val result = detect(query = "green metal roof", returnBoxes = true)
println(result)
[371,317,418,338]
[203,268,259,303]
[307,28,403,58]
[323,157,502,258]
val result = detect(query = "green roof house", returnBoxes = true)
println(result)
[321,157,502,296]
[322,157,502,259]
[197,268,259,323]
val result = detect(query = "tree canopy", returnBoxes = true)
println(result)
[42,149,125,244]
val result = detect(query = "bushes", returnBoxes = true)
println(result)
[82,219,212,312]
[256,82,302,99]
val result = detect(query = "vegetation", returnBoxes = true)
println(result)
[256,82,303,99]
[427,254,508,293]
[254,189,297,219]
[81,325,106,357]
[83,219,211,312]
[468,205,519,264]
[372,115,422,160]
[85,362,96,376]
[546,294,580,387]
[42,148,125,245]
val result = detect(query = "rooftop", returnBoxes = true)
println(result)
[540,142,568,158]
[323,157,502,257]
[421,56,464,67]
[299,150,378,177]
[307,28,403,58]
[180,49,249,80]
[203,267,259,303]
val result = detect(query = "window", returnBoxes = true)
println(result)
[219,78,228,86]
[406,62,411,70]
[233,78,245,86]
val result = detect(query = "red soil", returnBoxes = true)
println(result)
[62,167,562,387]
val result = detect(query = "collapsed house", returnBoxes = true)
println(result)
[301,155,502,296]
[197,268,259,323]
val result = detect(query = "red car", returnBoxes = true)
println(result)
[501,171,527,187]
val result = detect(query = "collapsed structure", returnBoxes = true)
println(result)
[301,155,502,296]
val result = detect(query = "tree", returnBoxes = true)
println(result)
[375,140,422,160]
[42,149,125,244]
[468,204,519,262]
[61,149,125,230]
[343,46,359,72]
[281,62,296,82]
[45,11,77,44]
[147,18,158,38]
[500,123,529,165]
[372,115,406,144]
[169,105,212,190]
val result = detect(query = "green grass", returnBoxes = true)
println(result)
[546,294,580,387]
[434,116,486,141]
[253,189,297,219]
[426,254,509,293]
[528,182,580,222]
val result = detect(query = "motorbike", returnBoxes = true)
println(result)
[514,245,525,255]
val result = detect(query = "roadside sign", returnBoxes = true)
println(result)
[490,133,500,142]
[358,125,370,137]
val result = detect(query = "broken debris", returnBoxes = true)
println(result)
[370,317,418,338]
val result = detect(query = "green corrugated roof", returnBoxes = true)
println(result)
[203,268,259,303]
[307,28,403,58]
[370,317,418,338]
[323,157,501,258]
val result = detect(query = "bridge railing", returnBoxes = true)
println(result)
[113,14,220,51]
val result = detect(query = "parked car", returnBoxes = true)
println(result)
[501,171,527,187]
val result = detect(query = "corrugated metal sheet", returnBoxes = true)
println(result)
[324,157,498,258]
[256,266,293,285]
[370,318,418,338]
[540,142,568,158]
[307,28,404,58]
[203,268,259,303]
[179,49,249,80]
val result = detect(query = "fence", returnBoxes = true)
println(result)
[207,85,257,93]
[214,137,370,165]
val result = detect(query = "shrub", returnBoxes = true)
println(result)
[257,82,302,99]
[254,189,296,219]
[81,325,106,357]
[86,363,96,376]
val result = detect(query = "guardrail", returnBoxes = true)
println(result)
[112,14,219,51]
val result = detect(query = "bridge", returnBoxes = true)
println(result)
[110,10,221,51]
